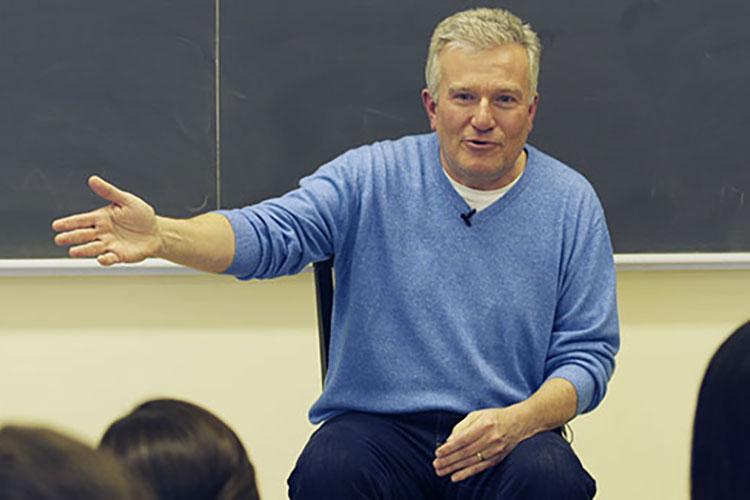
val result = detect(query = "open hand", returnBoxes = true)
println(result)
[52,176,161,265]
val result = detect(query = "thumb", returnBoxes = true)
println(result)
[88,175,130,205]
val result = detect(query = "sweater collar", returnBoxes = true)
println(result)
[427,133,537,220]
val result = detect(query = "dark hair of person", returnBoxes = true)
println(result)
[99,398,259,500]
[691,320,750,499]
[0,425,154,500]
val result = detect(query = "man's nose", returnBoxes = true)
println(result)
[471,99,496,131]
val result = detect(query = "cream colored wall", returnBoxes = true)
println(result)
[1,269,749,500]
[572,269,750,499]
[0,273,322,500]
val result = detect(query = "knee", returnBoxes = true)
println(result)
[290,439,371,488]
[500,432,595,499]
[287,417,387,499]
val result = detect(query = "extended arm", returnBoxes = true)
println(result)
[52,176,235,273]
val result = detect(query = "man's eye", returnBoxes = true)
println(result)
[454,93,474,102]
[496,95,518,106]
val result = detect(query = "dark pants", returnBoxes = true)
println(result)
[288,411,596,500]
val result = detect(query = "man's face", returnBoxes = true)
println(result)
[422,43,538,190]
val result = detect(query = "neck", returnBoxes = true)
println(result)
[443,148,528,191]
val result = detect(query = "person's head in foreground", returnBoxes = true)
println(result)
[0,424,153,500]
[100,398,260,500]
[692,320,750,499]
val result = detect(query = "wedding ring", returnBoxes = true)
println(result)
[476,451,485,462]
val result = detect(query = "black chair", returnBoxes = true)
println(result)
[313,257,334,387]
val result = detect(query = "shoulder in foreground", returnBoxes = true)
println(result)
[526,143,597,192]
[347,132,437,156]
[326,133,437,174]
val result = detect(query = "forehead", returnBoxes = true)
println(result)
[438,43,530,93]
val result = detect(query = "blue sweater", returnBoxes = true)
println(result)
[220,133,619,424]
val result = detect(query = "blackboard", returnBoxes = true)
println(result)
[2,0,749,258]
[1,1,216,258]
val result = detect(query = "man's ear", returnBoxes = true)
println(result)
[527,93,540,132]
[421,88,438,131]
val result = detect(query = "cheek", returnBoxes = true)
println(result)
[441,113,468,135]
[434,105,462,125]
[429,109,441,130]
[501,115,531,137]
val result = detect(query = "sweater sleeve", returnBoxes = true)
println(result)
[215,154,359,280]
[545,197,620,415]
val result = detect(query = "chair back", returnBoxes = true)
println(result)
[313,257,334,386]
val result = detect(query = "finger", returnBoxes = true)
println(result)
[88,175,130,205]
[447,439,518,481]
[436,421,483,457]
[68,241,107,259]
[437,434,474,456]
[97,251,121,266]
[450,454,504,483]
[52,212,100,232]
[54,228,99,247]
[434,443,492,476]
[434,452,481,477]
[434,435,509,475]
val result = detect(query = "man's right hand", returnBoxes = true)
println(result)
[52,176,162,266]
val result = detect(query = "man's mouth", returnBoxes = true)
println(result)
[464,139,498,148]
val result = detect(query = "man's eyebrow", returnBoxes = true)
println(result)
[447,84,524,95]
[446,85,473,93]
[492,83,525,94]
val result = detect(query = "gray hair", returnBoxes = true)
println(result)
[425,8,542,100]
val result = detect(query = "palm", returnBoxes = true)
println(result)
[52,176,161,265]
[101,196,159,262]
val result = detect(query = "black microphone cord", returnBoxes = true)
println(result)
[460,208,477,227]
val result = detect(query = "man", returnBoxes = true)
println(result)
[53,8,619,499]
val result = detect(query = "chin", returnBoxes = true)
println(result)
[464,163,505,177]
